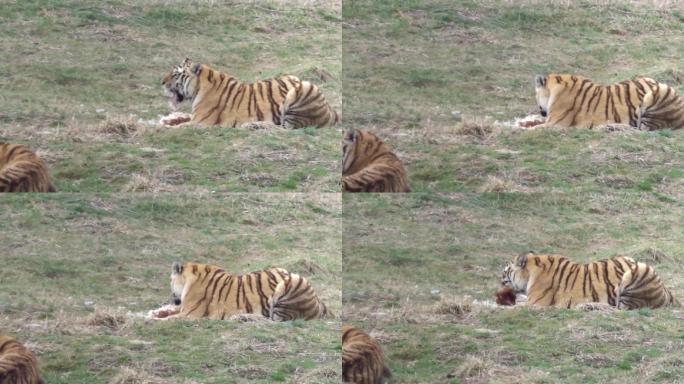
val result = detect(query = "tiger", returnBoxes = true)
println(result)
[161,58,339,129]
[0,335,44,384]
[501,252,679,309]
[342,129,411,193]
[534,74,684,130]
[162,262,328,321]
[342,325,391,384]
[0,142,55,192]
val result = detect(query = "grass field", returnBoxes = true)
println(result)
[343,193,684,383]
[0,0,341,192]
[0,193,342,383]
[342,0,684,194]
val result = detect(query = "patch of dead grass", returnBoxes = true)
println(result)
[121,169,199,193]
[238,172,279,187]
[455,118,501,143]
[284,259,331,276]
[108,366,192,384]
[630,247,672,264]
[478,174,537,193]
[434,299,472,317]
[86,308,128,331]
[98,116,140,138]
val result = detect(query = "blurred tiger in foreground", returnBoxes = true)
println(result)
[161,58,339,129]
[0,143,55,192]
[0,335,43,384]
[501,252,679,309]
[159,262,328,321]
[342,326,391,384]
[342,129,410,193]
[534,74,684,130]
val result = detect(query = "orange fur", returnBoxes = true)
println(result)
[342,129,410,193]
[0,143,55,192]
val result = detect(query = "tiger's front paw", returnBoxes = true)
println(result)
[160,112,192,127]
[147,304,180,320]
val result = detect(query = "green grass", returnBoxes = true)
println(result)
[0,193,341,383]
[342,0,684,194]
[0,0,341,192]
[343,192,684,383]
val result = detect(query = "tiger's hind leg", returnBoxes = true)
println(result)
[268,273,325,321]
[615,262,673,309]
[637,83,684,130]
[342,164,409,193]
[281,81,337,129]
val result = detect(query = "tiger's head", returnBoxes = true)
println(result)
[534,74,550,118]
[342,129,390,175]
[170,262,187,305]
[161,58,202,111]
[501,252,534,293]
[170,262,224,306]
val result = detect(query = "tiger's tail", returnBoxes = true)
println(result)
[281,81,339,129]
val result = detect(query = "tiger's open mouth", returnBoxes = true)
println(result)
[165,88,184,111]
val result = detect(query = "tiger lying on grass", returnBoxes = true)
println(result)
[534,74,684,130]
[342,325,391,384]
[0,143,55,193]
[161,58,339,129]
[151,262,329,321]
[501,252,679,309]
[342,129,411,193]
[0,335,43,384]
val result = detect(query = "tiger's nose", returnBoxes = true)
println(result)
[540,109,547,117]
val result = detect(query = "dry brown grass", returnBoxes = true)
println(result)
[455,118,502,144]
[434,299,472,317]
[121,173,178,193]
[86,308,128,331]
[478,174,536,193]
[98,116,140,138]
[630,247,672,264]
[108,366,198,384]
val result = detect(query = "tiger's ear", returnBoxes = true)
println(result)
[515,253,529,268]
[172,262,183,274]
[182,57,192,66]
[191,63,202,76]
[535,74,547,88]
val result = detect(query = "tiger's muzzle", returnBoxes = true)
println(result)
[171,294,181,306]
